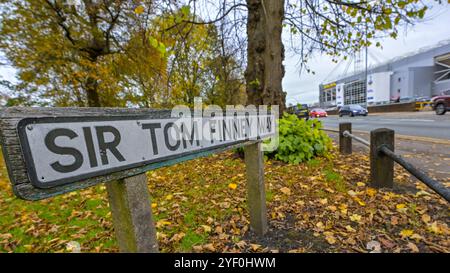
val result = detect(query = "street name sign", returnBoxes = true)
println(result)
[0,107,275,200]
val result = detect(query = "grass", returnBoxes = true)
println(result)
[0,149,448,253]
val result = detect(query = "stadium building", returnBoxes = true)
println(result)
[319,40,450,108]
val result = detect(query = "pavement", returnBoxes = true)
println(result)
[320,111,450,140]
[318,111,450,182]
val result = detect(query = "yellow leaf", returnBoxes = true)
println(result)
[156,220,172,227]
[228,183,237,190]
[356,182,365,187]
[134,5,145,14]
[428,221,444,234]
[201,225,212,233]
[151,203,157,209]
[396,203,407,213]
[350,214,362,222]
[339,204,348,215]
[345,225,356,232]
[354,197,366,206]
[400,229,414,238]
[319,198,328,205]
[316,221,324,229]
[165,194,173,200]
[280,187,291,195]
[366,188,377,197]
[325,235,336,245]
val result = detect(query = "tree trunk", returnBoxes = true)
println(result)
[86,75,101,107]
[245,0,286,113]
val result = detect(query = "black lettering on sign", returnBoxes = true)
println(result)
[82,127,98,168]
[181,121,200,149]
[95,126,125,165]
[45,128,83,173]
[141,123,161,155]
[164,122,181,151]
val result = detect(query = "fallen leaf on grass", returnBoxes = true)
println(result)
[400,229,414,238]
[421,214,431,223]
[350,214,362,222]
[280,187,291,195]
[356,182,366,187]
[366,188,377,197]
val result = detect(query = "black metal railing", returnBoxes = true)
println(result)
[323,123,450,203]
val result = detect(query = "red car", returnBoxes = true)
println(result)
[431,95,450,115]
[310,108,328,118]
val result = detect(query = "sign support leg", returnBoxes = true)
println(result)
[106,173,158,252]
[244,142,268,236]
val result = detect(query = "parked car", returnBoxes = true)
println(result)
[310,108,328,118]
[287,104,309,120]
[431,95,450,115]
[339,104,368,117]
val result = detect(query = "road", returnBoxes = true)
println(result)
[319,111,450,181]
[320,111,450,140]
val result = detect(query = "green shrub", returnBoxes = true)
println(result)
[267,113,333,164]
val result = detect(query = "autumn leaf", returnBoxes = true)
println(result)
[350,214,362,222]
[354,197,366,206]
[134,5,145,14]
[400,229,414,238]
[280,187,291,195]
[421,214,431,223]
[250,244,262,251]
[170,232,185,242]
[396,203,407,213]
[165,194,173,201]
[201,225,212,233]
[390,216,399,225]
[325,234,336,245]
[407,242,419,253]
[228,183,237,190]
[345,225,356,233]
[356,182,365,187]
[366,188,377,197]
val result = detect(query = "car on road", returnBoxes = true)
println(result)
[339,104,368,117]
[310,108,328,118]
[431,95,450,115]
[287,104,309,120]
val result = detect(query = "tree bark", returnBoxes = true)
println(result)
[86,75,101,107]
[245,0,286,113]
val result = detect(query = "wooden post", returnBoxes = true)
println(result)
[244,142,268,236]
[106,173,158,253]
[370,128,394,188]
[339,122,352,154]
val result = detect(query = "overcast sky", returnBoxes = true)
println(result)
[283,3,450,106]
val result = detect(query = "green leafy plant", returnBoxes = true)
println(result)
[268,113,333,164]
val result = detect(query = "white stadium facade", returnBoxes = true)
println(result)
[319,40,450,108]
